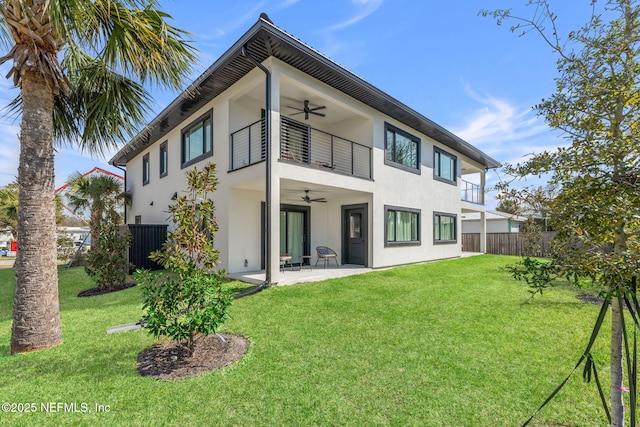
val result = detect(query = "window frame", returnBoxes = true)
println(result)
[142,153,150,186]
[159,140,168,178]
[384,123,421,174]
[384,205,421,247]
[434,212,457,244]
[181,109,213,168]
[433,146,457,185]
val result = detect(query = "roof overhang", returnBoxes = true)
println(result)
[109,14,501,170]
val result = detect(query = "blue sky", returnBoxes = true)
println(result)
[0,0,597,206]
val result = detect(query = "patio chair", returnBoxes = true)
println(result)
[280,251,293,271]
[315,246,339,268]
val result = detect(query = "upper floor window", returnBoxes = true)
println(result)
[142,153,150,186]
[385,123,420,173]
[434,212,457,243]
[159,141,168,178]
[181,110,213,168]
[385,205,420,246]
[434,147,457,184]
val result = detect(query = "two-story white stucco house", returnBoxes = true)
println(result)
[109,14,500,284]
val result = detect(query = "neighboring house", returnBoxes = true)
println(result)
[461,210,527,234]
[109,14,501,283]
[57,226,91,247]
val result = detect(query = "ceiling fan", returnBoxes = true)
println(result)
[301,190,326,203]
[288,100,326,120]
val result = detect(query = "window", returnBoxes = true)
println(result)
[181,110,213,168]
[385,206,420,246]
[434,147,457,183]
[142,153,150,186]
[434,212,457,243]
[135,215,142,224]
[159,141,168,178]
[385,123,420,172]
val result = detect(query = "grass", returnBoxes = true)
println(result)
[0,255,617,426]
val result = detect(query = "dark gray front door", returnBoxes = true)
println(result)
[342,204,367,266]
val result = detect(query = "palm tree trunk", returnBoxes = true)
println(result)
[11,69,61,354]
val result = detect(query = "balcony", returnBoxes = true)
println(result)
[461,179,483,205]
[230,117,372,179]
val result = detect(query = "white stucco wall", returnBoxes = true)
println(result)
[123,57,487,275]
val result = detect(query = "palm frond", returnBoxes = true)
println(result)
[57,47,153,154]
[69,0,197,89]
[0,11,15,51]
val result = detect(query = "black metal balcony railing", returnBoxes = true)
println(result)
[229,117,372,179]
[229,119,265,171]
[461,179,483,204]
[280,117,371,179]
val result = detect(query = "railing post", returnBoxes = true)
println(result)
[230,135,234,171]
[351,142,354,176]
[330,135,334,168]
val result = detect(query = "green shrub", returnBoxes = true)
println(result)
[137,163,231,353]
[85,202,132,289]
[137,270,232,352]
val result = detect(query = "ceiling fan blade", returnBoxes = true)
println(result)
[309,111,325,117]
[287,106,305,112]
[309,105,326,111]
[290,111,305,116]
[310,198,327,203]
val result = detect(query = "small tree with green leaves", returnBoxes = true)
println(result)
[136,163,232,354]
[85,204,131,290]
[483,1,640,425]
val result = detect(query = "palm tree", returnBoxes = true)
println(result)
[0,0,196,354]
[65,172,130,249]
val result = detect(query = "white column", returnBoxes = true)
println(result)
[268,66,281,284]
[479,211,487,253]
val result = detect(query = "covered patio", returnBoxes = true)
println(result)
[229,264,373,286]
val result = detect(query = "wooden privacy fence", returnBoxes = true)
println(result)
[462,232,556,257]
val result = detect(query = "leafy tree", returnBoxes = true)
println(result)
[65,172,130,249]
[0,183,18,239]
[495,197,520,215]
[137,163,232,354]
[483,1,640,425]
[85,198,132,290]
[1,1,196,354]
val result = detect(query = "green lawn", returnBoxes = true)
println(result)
[0,255,615,426]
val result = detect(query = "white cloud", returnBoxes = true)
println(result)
[321,0,384,32]
[201,2,265,40]
[449,85,567,207]
[450,86,560,165]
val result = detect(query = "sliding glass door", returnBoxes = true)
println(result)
[280,210,305,263]
[263,204,310,269]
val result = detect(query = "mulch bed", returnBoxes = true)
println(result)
[576,294,635,311]
[576,294,606,306]
[137,333,250,380]
[77,283,136,297]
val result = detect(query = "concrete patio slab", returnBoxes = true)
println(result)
[229,264,373,286]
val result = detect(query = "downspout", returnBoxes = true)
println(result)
[241,44,272,285]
